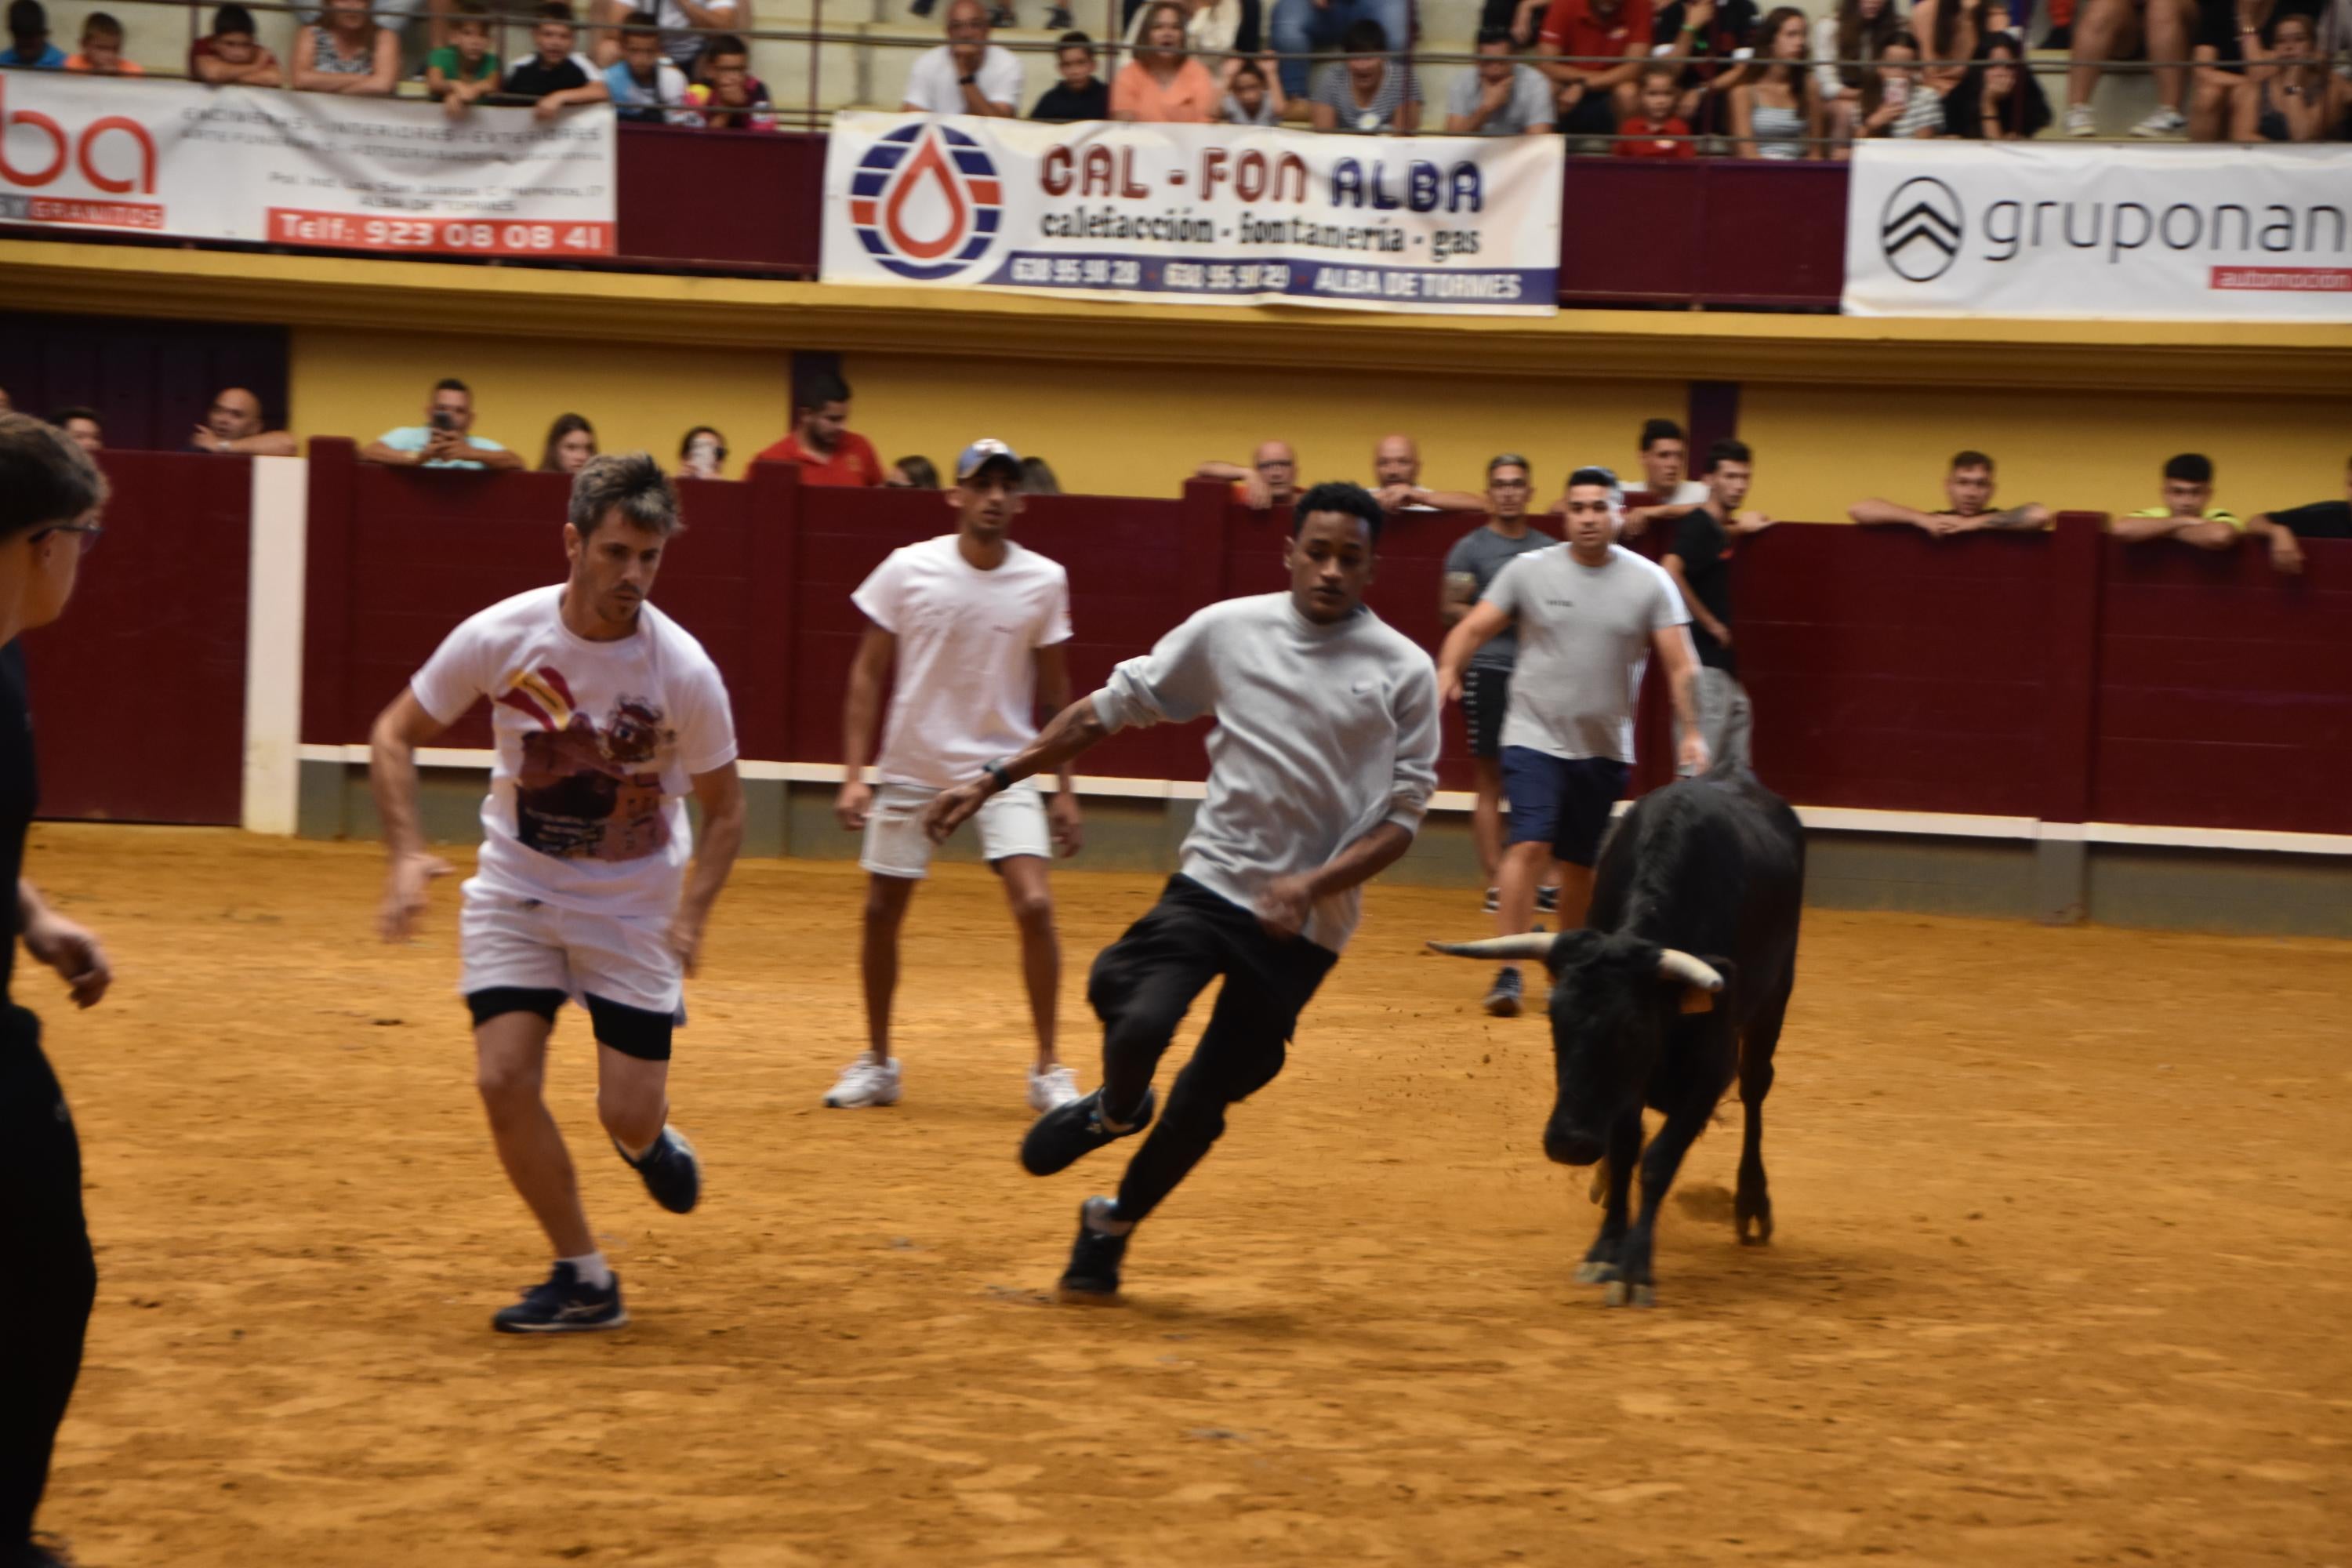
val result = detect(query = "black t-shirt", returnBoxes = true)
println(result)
[2195,0,2318,72]
[1030,78,1109,122]
[0,641,34,1005]
[503,54,590,98]
[2270,498,2352,538]
[1670,507,1736,675]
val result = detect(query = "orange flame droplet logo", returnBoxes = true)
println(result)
[849,122,1004,281]
[882,128,971,263]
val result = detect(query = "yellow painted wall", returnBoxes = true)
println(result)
[1743,386,2352,523]
[290,329,796,481]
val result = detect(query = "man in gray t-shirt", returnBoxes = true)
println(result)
[1443,31,1559,136]
[1436,466,1706,1018]
[1440,455,1555,911]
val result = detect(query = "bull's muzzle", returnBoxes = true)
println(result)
[1544,1120,1604,1167]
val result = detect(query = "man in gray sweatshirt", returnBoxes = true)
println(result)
[922,481,1440,1301]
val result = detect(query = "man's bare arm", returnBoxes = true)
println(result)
[369,688,456,939]
[834,625,894,829]
[670,763,745,973]
[1439,570,1478,630]
[1661,552,1728,646]
[227,430,299,458]
[1436,600,1512,700]
[1848,498,1939,529]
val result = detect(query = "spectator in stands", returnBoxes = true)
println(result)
[291,0,399,95]
[1220,57,1283,123]
[1120,0,1273,94]
[64,12,141,73]
[1311,19,1422,132]
[1850,450,2051,533]
[1270,0,1410,102]
[1442,456,1559,913]
[590,0,743,72]
[1944,32,2050,136]
[903,0,1022,116]
[1373,434,1485,511]
[190,4,283,84]
[1536,0,1653,143]
[677,426,728,479]
[688,34,775,127]
[887,455,941,488]
[1860,31,1941,137]
[607,9,694,121]
[426,1,501,116]
[1115,2,1221,121]
[753,373,885,486]
[2112,452,2241,550]
[1733,6,1824,156]
[2237,11,2350,141]
[1661,438,1774,771]
[1814,0,1901,143]
[362,379,521,471]
[2064,0,2187,137]
[538,412,598,474]
[2,0,64,67]
[2190,0,2314,142]
[505,3,609,118]
[1447,27,1562,134]
[1621,417,1709,535]
[1032,31,1110,120]
[1651,0,1760,140]
[190,388,296,457]
[1195,439,1299,508]
[1908,0,2005,93]
[2245,456,2352,575]
[49,408,101,456]
[1020,456,1062,494]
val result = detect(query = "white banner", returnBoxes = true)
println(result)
[822,112,1562,315]
[1845,142,2352,320]
[0,74,615,258]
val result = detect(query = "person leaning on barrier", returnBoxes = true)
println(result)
[503,2,612,119]
[1196,440,1299,511]
[753,372,884,488]
[2244,456,2352,577]
[590,0,742,72]
[190,387,296,458]
[290,0,400,96]
[62,10,140,74]
[1113,1,1221,122]
[1309,17,1423,132]
[903,0,1023,116]
[189,3,283,84]
[427,0,503,119]
[1849,449,2051,535]
[2112,452,2241,552]
[687,34,777,129]
[1372,434,1484,514]
[2,0,64,67]
[364,378,523,472]
[604,9,697,123]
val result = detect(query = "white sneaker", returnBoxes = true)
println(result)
[823,1054,902,1109]
[2063,103,2096,138]
[1027,1063,1081,1112]
[2129,107,2187,139]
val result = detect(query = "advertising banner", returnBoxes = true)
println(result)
[0,74,615,257]
[1845,141,2352,320]
[821,112,1563,315]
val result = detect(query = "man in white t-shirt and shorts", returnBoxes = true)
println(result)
[1436,464,1708,1018]
[371,452,746,1334]
[831,438,1083,1112]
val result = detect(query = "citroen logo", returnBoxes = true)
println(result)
[1881,176,1964,283]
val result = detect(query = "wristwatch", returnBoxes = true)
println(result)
[959,72,978,85]
[981,758,1012,793]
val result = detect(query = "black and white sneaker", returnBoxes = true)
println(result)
[1481,886,1500,914]
[1020,1087,1156,1176]
[492,1262,627,1334]
[909,0,935,14]
[988,3,1015,25]
[1537,885,1560,915]
[1044,4,1073,26]
[1058,1196,1129,1302]
[617,1125,701,1214]
[1483,966,1523,1018]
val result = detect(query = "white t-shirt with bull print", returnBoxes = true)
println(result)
[410,585,738,916]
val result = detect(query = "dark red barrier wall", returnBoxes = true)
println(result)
[24,451,251,824]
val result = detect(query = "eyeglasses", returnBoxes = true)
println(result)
[32,521,103,557]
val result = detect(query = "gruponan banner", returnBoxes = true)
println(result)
[0,74,614,258]
[1845,141,2352,320]
[822,112,1562,315]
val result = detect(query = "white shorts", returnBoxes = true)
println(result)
[861,781,1051,880]
[459,883,684,1020]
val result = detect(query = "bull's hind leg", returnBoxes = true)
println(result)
[1573,1105,1642,1286]
[1735,978,1791,1247]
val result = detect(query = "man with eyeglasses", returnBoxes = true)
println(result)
[1194,439,1298,511]
[0,413,116,1568]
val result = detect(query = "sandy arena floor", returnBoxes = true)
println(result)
[19,824,2350,1566]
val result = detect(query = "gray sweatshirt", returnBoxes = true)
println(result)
[1091,592,1440,954]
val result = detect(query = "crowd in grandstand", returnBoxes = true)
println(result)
[4,0,2347,142]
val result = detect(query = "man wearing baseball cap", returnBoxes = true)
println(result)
[826,437,1089,1113]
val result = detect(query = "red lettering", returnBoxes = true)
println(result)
[0,82,156,194]
[78,115,155,195]
[0,79,67,187]
[1080,143,1112,198]
[1040,143,1072,198]
[1200,147,1228,199]
[1236,150,1265,203]
[1119,147,1146,200]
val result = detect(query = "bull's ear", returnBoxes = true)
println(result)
[1662,953,1736,1014]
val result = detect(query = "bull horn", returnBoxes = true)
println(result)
[1425,935,1556,961]
[1656,949,1724,992]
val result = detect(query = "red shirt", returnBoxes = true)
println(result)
[1613,116,1695,156]
[1538,0,1655,64]
[753,429,883,487]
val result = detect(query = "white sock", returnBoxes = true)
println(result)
[561,1250,613,1290]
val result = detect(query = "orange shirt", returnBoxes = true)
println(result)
[753,430,884,488]
[1111,58,1220,123]
[64,53,146,73]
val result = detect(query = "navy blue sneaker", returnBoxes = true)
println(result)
[617,1125,701,1214]
[1483,966,1523,1018]
[1020,1087,1156,1176]
[492,1262,627,1334]
[1058,1196,1130,1302]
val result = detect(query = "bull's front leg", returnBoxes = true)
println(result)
[1607,1102,1713,1308]
[1573,1105,1643,1286]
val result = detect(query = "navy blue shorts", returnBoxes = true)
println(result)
[1501,747,1631,868]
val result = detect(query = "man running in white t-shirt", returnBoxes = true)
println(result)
[829,438,1084,1112]
[370,452,746,1334]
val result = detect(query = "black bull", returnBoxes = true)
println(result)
[1430,768,1804,1307]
